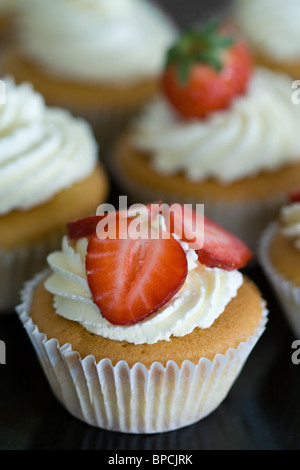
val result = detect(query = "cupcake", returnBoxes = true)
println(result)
[16,202,268,433]
[259,188,300,338]
[232,0,300,78]
[112,22,300,252]
[2,0,177,151]
[0,77,108,312]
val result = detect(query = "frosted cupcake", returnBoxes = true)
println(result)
[112,23,300,252]
[259,189,300,338]
[17,203,267,433]
[232,0,300,78]
[2,0,177,150]
[0,77,108,312]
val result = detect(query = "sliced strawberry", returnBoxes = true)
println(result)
[67,212,130,240]
[289,187,300,204]
[86,217,188,325]
[67,204,158,240]
[195,217,252,270]
[67,216,103,239]
[166,203,252,270]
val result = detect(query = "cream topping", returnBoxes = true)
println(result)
[44,230,243,345]
[280,202,300,251]
[0,77,97,215]
[18,0,177,84]
[133,68,300,183]
[233,0,300,61]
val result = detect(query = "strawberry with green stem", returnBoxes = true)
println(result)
[161,21,253,119]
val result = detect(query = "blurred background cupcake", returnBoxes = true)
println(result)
[259,189,300,338]
[0,77,108,313]
[2,0,178,155]
[112,23,300,253]
[232,0,300,79]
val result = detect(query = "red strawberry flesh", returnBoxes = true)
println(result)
[86,217,188,325]
[196,216,252,270]
[166,203,252,270]
[67,216,103,239]
[161,22,253,118]
[67,205,158,240]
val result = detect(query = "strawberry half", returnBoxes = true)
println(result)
[68,213,126,240]
[195,217,252,270]
[67,204,157,240]
[67,216,103,239]
[161,21,253,118]
[86,216,188,325]
[166,203,252,270]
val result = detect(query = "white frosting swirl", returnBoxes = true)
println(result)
[133,68,300,183]
[233,0,300,62]
[18,0,177,84]
[280,202,300,251]
[0,77,98,215]
[44,232,243,345]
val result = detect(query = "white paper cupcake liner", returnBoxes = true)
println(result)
[110,153,286,254]
[16,271,268,434]
[0,232,62,314]
[259,222,300,338]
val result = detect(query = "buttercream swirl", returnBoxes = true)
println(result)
[280,202,300,251]
[19,0,177,84]
[44,231,243,345]
[0,77,98,215]
[233,0,300,61]
[133,68,300,183]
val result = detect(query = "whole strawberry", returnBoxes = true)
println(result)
[161,22,253,119]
